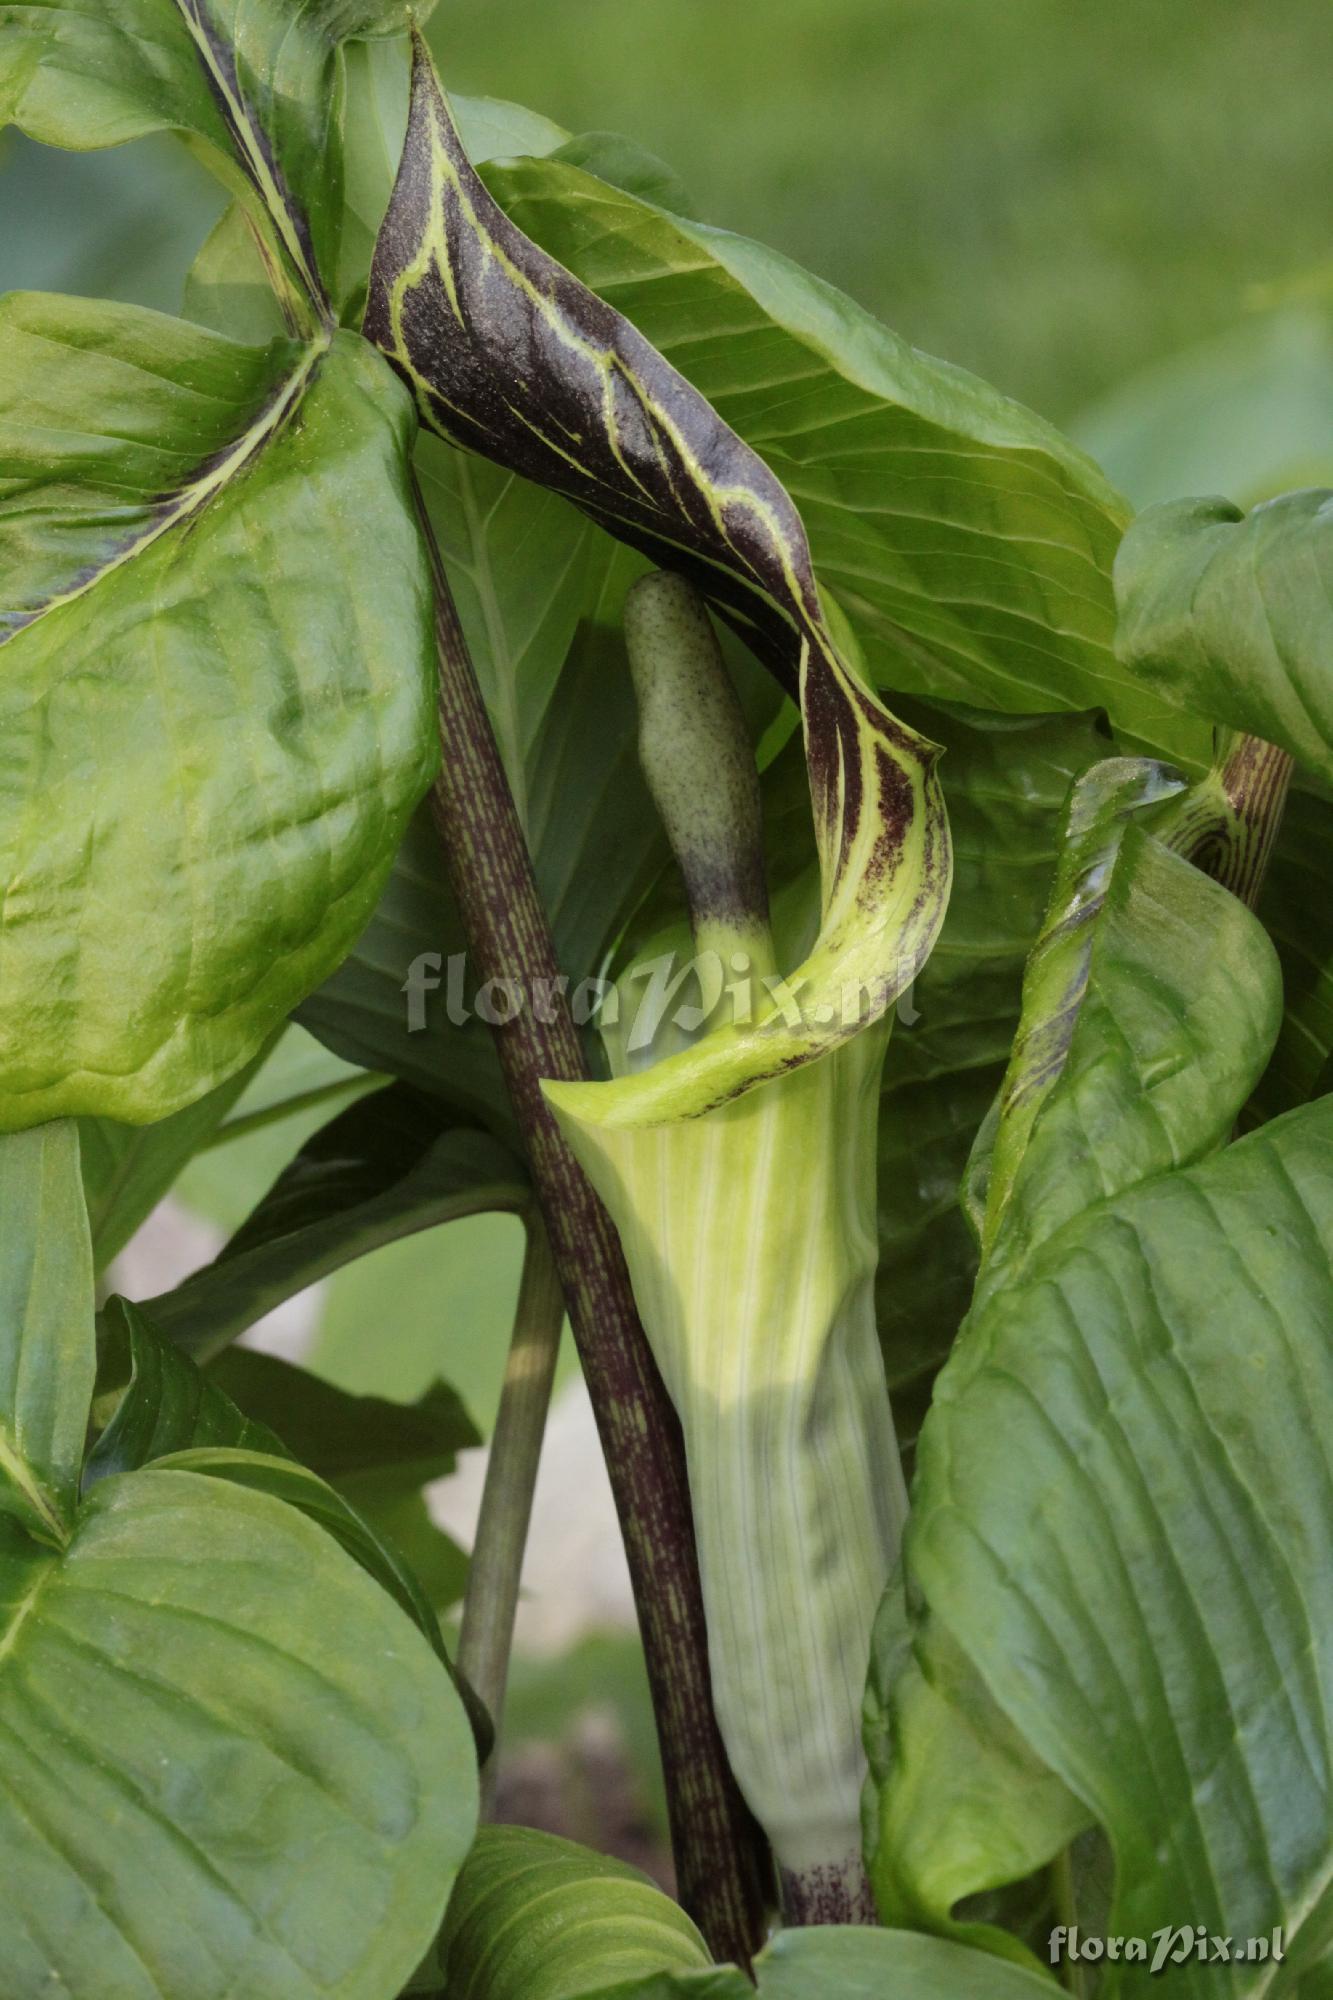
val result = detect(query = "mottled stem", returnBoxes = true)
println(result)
[1163,730,1294,912]
[459,1209,564,1811]
[418,490,769,1964]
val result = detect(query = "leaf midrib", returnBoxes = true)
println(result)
[0,1421,67,1548]
[0,1554,55,1670]
[1,337,327,647]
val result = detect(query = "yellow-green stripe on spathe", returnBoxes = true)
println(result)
[368,37,953,1893]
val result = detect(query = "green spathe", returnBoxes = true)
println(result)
[551,1022,902,1898]
[545,577,937,1906]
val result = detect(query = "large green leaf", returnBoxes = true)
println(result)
[884,1097,1333,1995]
[141,1082,526,1357]
[296,492,670,1109]
[0,1468,474,2000]
[0,1121,94,1542]
[78,1041,273,1273]
[874,699,1111,1438]
[1115,490,1333,786]
[83,1298,485,1736]
[437,1826,714,1999]
[209,1345,479,1485]
[432,1824,1060,2000]
[0,296,435,1128]
[457,135,1201,763]
[869,775,1333,1990]
[0,0,433,320]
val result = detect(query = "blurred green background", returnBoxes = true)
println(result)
[5,0,1331,1881]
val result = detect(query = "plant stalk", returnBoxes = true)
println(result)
[1050,1848,1086,2000]
[1163,729,1294,912]
[458,1208,564,1812]
[417,489,769,1964]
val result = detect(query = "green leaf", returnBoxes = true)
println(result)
[140,1082,526,1359]
[436,1825,715,2000]
[208,1347,480,1485]
[370,39,949,1116]
[82,1303,480,1716]
[0,1121,94,1543]
[0,0,435,320]
[160,1445,445,1656]
[1114,490,1333,786]
[334,1477,469,1617]
[887,1098,1333,1995]
[0,297,435,1128]
[864,1575,1087,1966]
[548,132,696,219]
[202,1024,383,1151]
[744,1927,1059,2000]
[977,782,1282,1286]
[462,133,1189,762]
[0,1466,474,2000]
[434,1827,1059,2000]
[874,699,1113,1443]
[871,789,1333,1988]
[79,1041,273,1273]
[967,759,1183,1256]
[297,492,670,1110]
[1075,305,1333,512]
[1069,305,1333,1137]
[85,1296,282,1489]
[207,1347,479,1618]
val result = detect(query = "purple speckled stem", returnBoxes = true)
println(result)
[419,493,769,1966]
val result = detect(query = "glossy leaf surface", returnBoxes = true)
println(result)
[1115,490,1333,785]
[438,1825,713,2000]
[0,1469,474,2000]
[434,1823,1059,2000]
[870,783,1333,1992]
[0,1121,94,1541]
[0,299,435,1128]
